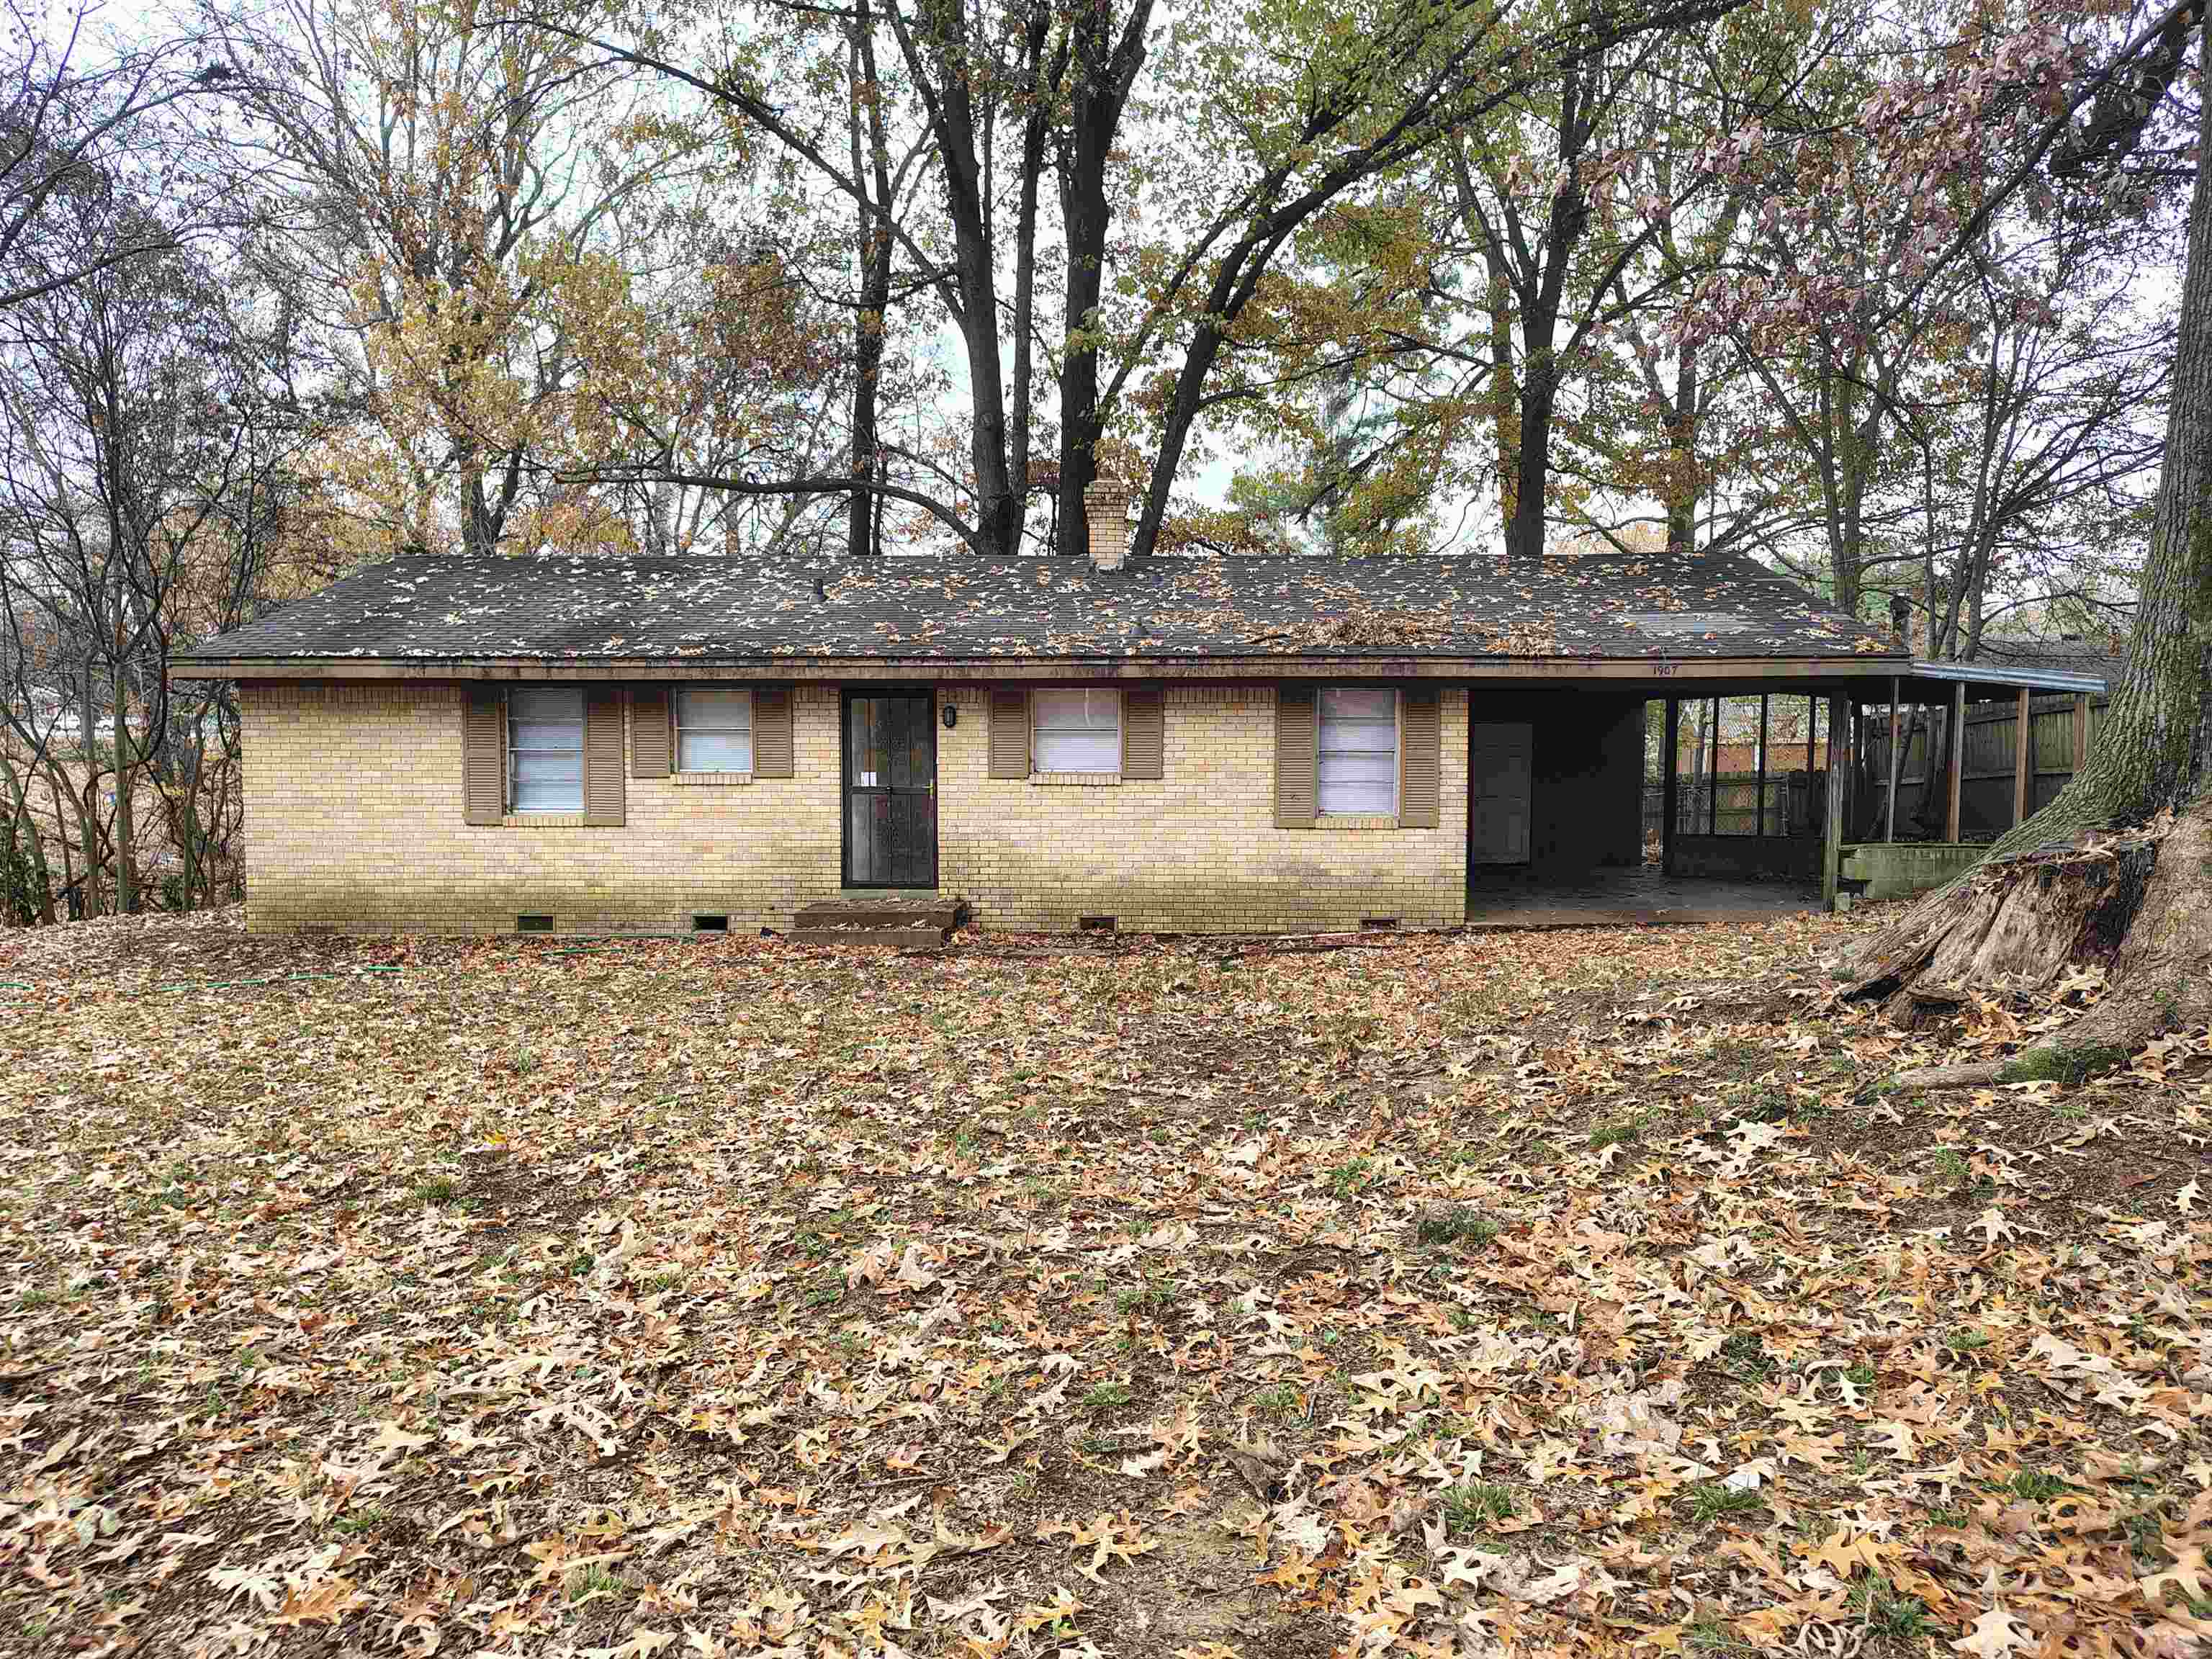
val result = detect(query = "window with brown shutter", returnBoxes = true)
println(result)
[508,688,585,811]
[989,688,1030,778]
[675,688,754,771]
[582,687,625,825]
[1398,688,1441,828]
[1317,687,1398,814]
[1122,686,1164,779]
[631,685,670,778]
[753,686,795,777]
[463,685,504,824]
[1274,685,1317,827]
[1033,688,1119,771]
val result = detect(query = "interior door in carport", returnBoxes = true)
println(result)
[1470,721,1532,864]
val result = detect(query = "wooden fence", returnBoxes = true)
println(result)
[1858,693,2099,842]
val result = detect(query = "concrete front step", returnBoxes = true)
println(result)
[793,897,966,931]
[788,922,950,950]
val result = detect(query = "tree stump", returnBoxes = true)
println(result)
[1844,797,2212,1088]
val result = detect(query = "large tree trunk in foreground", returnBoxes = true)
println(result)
[1848,807,2210,1083]
[1844,13,2212,1080]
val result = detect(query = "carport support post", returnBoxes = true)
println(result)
[2013,685,2032,827]
[1885,678,1901,843]
[1661,698,1680,876]
[1823,693,1845,909]
[1946,681,1966,842]
[1755,693,1768,837]
[2073,693,2089,770]
[1805,696,1816,831]
[1707,697,1719,835]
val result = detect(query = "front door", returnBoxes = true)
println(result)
[1470,721,1533,865]
[843,692,937,888]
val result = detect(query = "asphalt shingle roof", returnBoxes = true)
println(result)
[179,549,1901,666]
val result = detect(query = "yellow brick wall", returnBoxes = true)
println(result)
[240,680,1469,935]
[241,681,845,936]
[937,684,1467,932]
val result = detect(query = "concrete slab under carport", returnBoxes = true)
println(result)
[1462,867,1818,930]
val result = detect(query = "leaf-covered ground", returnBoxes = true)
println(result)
[1,909,2207,1659]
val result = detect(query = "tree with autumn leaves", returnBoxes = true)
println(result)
[201,0,824,560]
[1845,0,2210,1074]
[135,0,2187,619]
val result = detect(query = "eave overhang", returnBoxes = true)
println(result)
[172,651,1913,686]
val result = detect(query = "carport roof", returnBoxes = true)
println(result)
[1894,659,2110,698]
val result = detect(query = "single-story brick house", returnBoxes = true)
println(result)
[174,484,1917,936]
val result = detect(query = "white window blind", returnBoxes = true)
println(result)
[1318,687,1398,814]
[508,688,585,812]
[675,687,754,773]
[1032,688,1120,773]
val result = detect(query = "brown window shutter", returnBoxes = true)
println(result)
[463,685,504,824]
[631,685,670,778]
[753,686,794,777]
[1399,688,1441,827]
[989,688,1030,778]
[583,686,625,825]
[1122,686,1164,779]
[1274,685,1316,828]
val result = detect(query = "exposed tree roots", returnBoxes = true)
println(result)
[1845,794,2212,1089]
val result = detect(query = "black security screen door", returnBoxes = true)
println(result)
[843,693,937,888]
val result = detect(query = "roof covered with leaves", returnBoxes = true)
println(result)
[178,549,1903,666]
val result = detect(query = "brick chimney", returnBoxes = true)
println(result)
[1889,593,1912,649]
[1083,479,1132,571]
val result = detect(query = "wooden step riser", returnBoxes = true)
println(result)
[788,926,950,949]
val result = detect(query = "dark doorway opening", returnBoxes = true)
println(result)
[842,691,938,889]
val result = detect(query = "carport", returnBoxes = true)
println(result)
[1840,659,2107,902]
[1650,656,2103,913]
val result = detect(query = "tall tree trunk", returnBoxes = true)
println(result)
[1847,14,2212,1071]
[1053,89,1110,557]
[0,758,55,925]
[1502,222,1585,562]
[55,770,78,922]
[173,719,207,914]
[1665,343,1698,554]
[1503,81,1592,563]
[1488,257,1519,546]
[886,0,1020,555]
[1009,0,1053,538]
[1506,326,1557,561]
[1827,366,1868,619]
[77,663,102,918]
[846,11,894,562]
[0,811,17,927]
[1992,22,2212,845]
[849,276,886,563]
[111,655,136,914]
[1054,0,1146,559]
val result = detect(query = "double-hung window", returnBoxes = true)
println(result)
[507,688,585,812]
[675,688,754,773]
[1317,687,1398,815]
[1032,688,1120,774]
